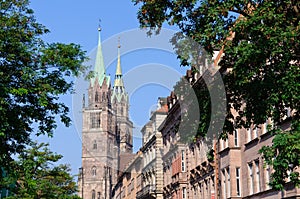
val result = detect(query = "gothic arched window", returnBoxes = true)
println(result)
[95,91,99,102]
[102,92,105,101]
[92,190,95,199]
[121,107,124,116]
[92,166,96,177]
[90,112,101,129]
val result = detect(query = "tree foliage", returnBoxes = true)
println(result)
[0,0,87,169]
[133,0,300,190]
[1,142,81,199]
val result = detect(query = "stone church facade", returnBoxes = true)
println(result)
[78,27,133,199]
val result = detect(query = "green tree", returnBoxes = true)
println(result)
[133,0,300,190]
[0,0,87,169]
[2,142,81,199]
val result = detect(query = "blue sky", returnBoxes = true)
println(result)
[30,0,187,174]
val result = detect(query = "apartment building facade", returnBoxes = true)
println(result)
[111,50,299,199]
[159,63,300,199]
[136,98,168,199]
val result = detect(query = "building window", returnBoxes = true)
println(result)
[253,127,258,139]
[263,118,274,134]
[97,192,100,199]
[219,138,224,151]
[222,169,226,199]
[236,167,241,196]
[247,128,252,142]
[234,130,239,147]
[90,112,101,128]
[181,150,186,172]
[225,138,228,148]
[211,175,215,190]
[95,91,99,102]
[248,163,254,195]
[102,92,105,101]
[92,190,95,199]
[182,187,187,199]
[131,179,135,191]
[266,165,271,189]
[263,122,267,134]
[92,166,96,177]
[205,179,209,198]
[255,160,260,193]
[226,167,231,198]
[93,140,97,149]
[127,184,130,195]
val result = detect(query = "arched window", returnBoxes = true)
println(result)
[121,107,124,116]
[102,92,105,101]
[90,112,101,129]
[95,91,99,102]
[92,190,95,199]
[92,166,96,177]
[93,140,97,150]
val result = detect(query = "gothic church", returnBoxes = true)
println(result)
[78,27,133,199]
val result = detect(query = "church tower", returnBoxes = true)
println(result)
[79,27,132,199]
[111,38,133,154]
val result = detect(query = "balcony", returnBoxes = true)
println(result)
[136,184,156,199]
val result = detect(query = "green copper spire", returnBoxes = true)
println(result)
[95,27,105,75]
[91,26,110,87]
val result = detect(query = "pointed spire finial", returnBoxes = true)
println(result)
[115,37,122,76]
[98,19,102,32]
[118,37,121,49]
[113,37,124,92]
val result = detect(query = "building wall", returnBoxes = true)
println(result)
[112,152,142,199]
